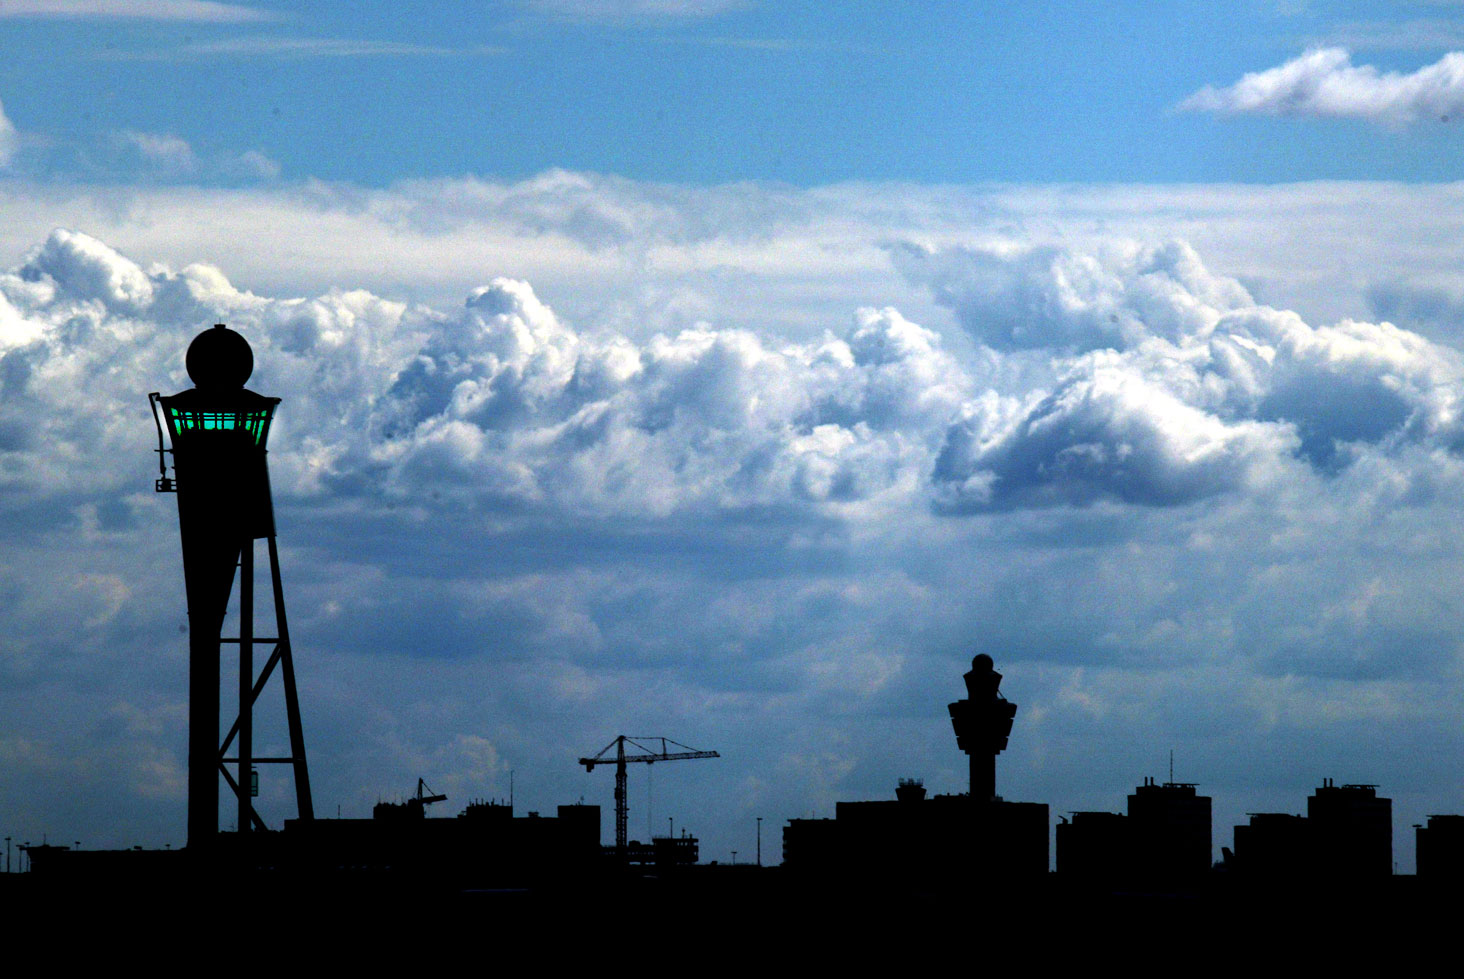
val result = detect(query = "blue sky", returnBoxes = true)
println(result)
[4,0,1464,184]
[9,1,1464,872]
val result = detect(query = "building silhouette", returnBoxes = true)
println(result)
[1055,810,1128,878]
[1057,778,1212,881]
[783,655,1048,880]
[1230,780,1392,877]
[1129,778,1212,878]
[783,783,1048,879]
[1416,814,1464,878]
[278,798,604,883]
[1232,812,1310,877]
[1308,779,1392,876]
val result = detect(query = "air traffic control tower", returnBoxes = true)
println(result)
[948,653,1018,802]
[150,325,313,853]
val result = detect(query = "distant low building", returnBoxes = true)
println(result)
[1129,778,1212,879]
[1416,814,1464,879]
[1057,778,1213,881]
[277,800,604,884]
[1056,810,1128,879]
[1232,812,1310,877]
[782,781,1049,879]
[1308,780,1391,877]
[1229,780,1392,878]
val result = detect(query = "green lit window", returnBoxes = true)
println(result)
[168,408,272,446]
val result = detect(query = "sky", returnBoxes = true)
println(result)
[6,1,1464,873]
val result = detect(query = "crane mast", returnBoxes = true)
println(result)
[579,735,719,857]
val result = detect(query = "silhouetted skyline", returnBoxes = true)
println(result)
[9,6,1464,876]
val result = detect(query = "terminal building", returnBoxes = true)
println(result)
[783,779,1048,878]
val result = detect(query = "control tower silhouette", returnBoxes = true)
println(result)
[150,325,313,852]
[947,654,1018,802]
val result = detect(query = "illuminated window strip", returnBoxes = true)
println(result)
[168,408,273,446]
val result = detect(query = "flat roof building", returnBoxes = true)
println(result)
[1308,779,1391,877]
[1128,778,1212,880]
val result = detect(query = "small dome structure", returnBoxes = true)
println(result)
[186,324,253,390]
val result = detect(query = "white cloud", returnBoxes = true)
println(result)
[0,0,273,21]
[891,239,1253,353]
[932,353,1302,511]
[111,130,279,182]
[0,97,15,168]
[7,226,1464,522]
[897,240,1464,509]
[20,227,156,313]
[218,148,281,180]
[115,131,198,177]
[9,174,1464,343]
[9,220,1464,865]
[0,231,955,516]
[1181,47,1464,125]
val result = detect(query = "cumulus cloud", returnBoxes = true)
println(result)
[1180,47,1464,125]
[896,240,1464,509]
[932,355,1301,511]
[333,280,965,513]
[0,230,961,517]
[891,239,1253,353]
[6,226,1464,525]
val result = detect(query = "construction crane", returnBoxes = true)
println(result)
[579,736,719,855]
[412,777,447,810]
[371,777,447,822]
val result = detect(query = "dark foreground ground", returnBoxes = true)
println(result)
[2,862,1458,966]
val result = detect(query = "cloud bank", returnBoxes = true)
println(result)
[7,230,1462,521]
[7,186,1464,868]
[1181,47,1464,124]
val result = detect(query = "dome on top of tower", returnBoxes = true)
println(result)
[186,324,253,391]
